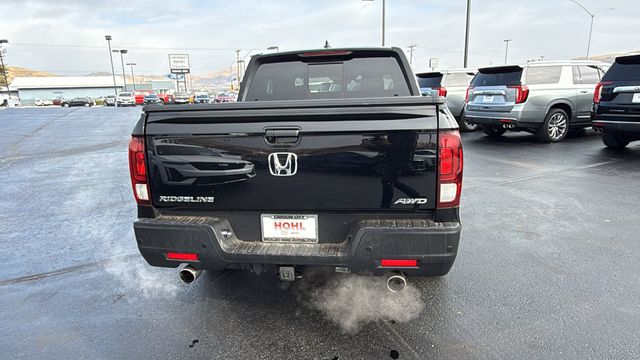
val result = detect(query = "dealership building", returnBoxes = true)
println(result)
[9,76,176,104]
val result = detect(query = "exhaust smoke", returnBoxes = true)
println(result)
[294,270,425,334]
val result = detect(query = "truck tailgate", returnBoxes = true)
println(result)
[143,97,440,212]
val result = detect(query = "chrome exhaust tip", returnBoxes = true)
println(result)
[179,265,202,284]
[386,272,407,292]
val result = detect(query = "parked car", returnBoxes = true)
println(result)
[104,95,117,106]
[592,54,640,149]
[34,99,53,106]
[157,93,173,104]
[117,92,136,106]
[214,92,235,103]
[61,97,94,107]
[416,69,478,131]
[52,98,65,106]
[173,91,191,104]
[194,94,211,103]
[464,60,609,142]
[129,47,463,287]
[143,93,164,105]
[133,90,153,105]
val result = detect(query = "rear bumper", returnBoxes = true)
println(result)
[464,105,545,128]
[592,119,640,135]
[134,216,461,277]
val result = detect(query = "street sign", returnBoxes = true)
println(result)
[429,57,438,70]
[168,54,190,74]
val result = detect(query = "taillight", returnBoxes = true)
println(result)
[465,86,474,102]
[594,81,613,104]
[128,136,149,204]
[509,85,529,104]
[437,130,463,208]
[438,86,448,97]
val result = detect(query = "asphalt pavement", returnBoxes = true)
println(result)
[0,107,638,359]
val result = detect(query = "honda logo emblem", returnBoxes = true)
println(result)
[268,152,298,176]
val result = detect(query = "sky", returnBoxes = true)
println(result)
[1,0,638,77]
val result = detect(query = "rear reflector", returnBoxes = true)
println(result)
[594,81,613,104]
[167,252,199,261]
[381,259,418,267]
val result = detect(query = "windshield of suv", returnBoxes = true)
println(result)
[416,74,443,88]
[471,67,523,86]
[603,55,640,81]
[118,92,132,97]
[245,55,411,101]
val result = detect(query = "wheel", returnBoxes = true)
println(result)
[536,109,569,143]
[602,132,629,149]
[458,110,479,132]
[482,125,506,137]
[62,103,69,107]
[84,103,90,107]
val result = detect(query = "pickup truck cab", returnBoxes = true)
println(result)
[130,48,463,286]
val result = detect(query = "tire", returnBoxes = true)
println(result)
[482,125,506,137]
[536,108,569,143]
[602,132,629,149]
[458,110,479,132]
[84,103,90,107]
[62,103,69,108]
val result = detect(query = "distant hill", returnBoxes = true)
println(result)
[3,66,57,85]
[573,50,640,63]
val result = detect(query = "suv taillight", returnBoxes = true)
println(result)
[437,130,463,208]
[594,81,613,104]
[509,85,529,104]
[128,136,149,204]
[465,86,474,103]
[438,86,448,97]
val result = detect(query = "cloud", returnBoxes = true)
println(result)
[1,0,637,76]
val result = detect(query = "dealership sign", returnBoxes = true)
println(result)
[168,54,190,74]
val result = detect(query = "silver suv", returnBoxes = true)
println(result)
[464,60,609,142]
[416,69,477,131]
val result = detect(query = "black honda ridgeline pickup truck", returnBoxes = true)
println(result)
[129,48,463,286]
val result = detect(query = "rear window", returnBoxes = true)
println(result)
[245,56,411,101]
[603,56,640,81]
[444,72,474,87]
[416,74,443,88]
[471,67,523,86]
[525,66,563,85]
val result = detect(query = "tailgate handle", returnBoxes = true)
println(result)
[265,128,300,144]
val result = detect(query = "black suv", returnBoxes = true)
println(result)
[592,54,640,149]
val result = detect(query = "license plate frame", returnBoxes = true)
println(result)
[632,93,640,103]
[482,95,494,103]
[260,214,319,243]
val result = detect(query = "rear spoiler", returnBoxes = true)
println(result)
[616,54,640,64]
[416,72,444,78]
[477,65,523,74]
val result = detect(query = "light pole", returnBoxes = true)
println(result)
[113,49,128,91]
[267,46,279,52]
[503,39,511,64]
[463,0,471,67]
[569,1,614,59]
[126,63,136,91]
[407,44,417,65]
[362,0,386,46]
[104,35,118,99]
[0,39,10,99]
